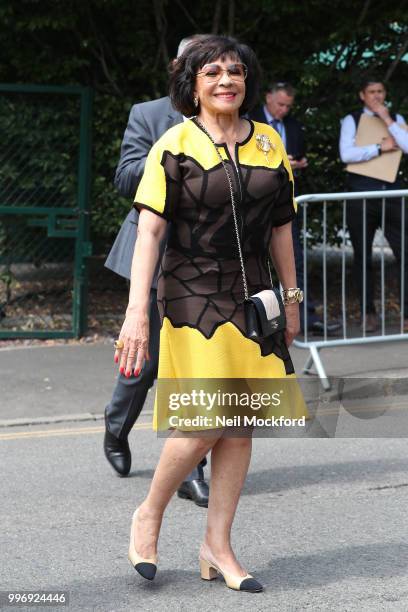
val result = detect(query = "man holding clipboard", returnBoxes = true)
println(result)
[339,77,408,332]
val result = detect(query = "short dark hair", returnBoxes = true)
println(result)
[266,82,296,97]
[177,34,211,58]
[169,35,261,117]
[359,76,385,92]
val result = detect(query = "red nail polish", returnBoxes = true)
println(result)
[114,355,118,363]
[125,371,131,378]
[120,367,124,374]
[134,369,140,377]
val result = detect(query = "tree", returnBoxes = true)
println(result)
[0,0,407,248]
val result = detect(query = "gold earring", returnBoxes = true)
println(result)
[194,96,199,108]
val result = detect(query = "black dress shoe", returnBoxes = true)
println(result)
[307,320,341,335]
[177,479,209,507]
[104,428,131,477]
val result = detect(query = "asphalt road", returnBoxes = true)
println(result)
[2,419,408,612]
[1,340,408,611]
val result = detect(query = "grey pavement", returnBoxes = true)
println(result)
[1,339,408,611]
[1,339,408,424]
[0,342,120,423]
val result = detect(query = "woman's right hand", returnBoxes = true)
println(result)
[114,309,150,377]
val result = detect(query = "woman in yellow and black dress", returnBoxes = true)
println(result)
[114,35,305,593]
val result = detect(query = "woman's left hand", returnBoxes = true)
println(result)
[284,303,300,346]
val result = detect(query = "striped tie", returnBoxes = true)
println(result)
[271,119,281,135]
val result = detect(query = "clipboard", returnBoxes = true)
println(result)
[346,114,405,183]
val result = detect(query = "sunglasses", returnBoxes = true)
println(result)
[196,63,248,83]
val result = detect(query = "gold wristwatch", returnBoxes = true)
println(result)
[282,287,304,305]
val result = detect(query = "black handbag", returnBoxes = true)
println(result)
[244,285,286,340]
[194,118,286,340]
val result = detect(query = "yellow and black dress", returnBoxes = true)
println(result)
[135,119,306,430]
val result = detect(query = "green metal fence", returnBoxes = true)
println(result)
[0,84,92,338]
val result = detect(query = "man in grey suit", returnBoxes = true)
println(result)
[104,36,209,507]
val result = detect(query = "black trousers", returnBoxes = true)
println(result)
[346,173,408,315]
[292,209,319,327]
[105,289,206,481]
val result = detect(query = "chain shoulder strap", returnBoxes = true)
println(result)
[192,118,273,300]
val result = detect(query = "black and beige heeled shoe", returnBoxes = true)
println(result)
[128,509,157,581]
[199,557,263,593]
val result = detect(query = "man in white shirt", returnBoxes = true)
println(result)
[339,77,408,332]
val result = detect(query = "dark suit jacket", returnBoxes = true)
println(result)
[105,97,183,281]
[249,106,306,160]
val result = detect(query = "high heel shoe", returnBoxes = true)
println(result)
[128,509,157,580]
[199,557,263,593]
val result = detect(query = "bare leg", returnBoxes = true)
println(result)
[133,431,221,558]
[201,435,252,576]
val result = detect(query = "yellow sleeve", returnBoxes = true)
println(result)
[134,138,180,220]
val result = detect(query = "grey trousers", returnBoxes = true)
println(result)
[105,289,206,481]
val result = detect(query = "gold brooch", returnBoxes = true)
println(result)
[256,134,275,164]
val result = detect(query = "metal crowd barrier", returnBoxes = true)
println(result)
[294,189,408,390]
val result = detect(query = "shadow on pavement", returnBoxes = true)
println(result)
[242,458,408,496]
[263,542,408,590]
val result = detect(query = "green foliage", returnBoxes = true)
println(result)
[0,93,79,208]
[0,0,407,249]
